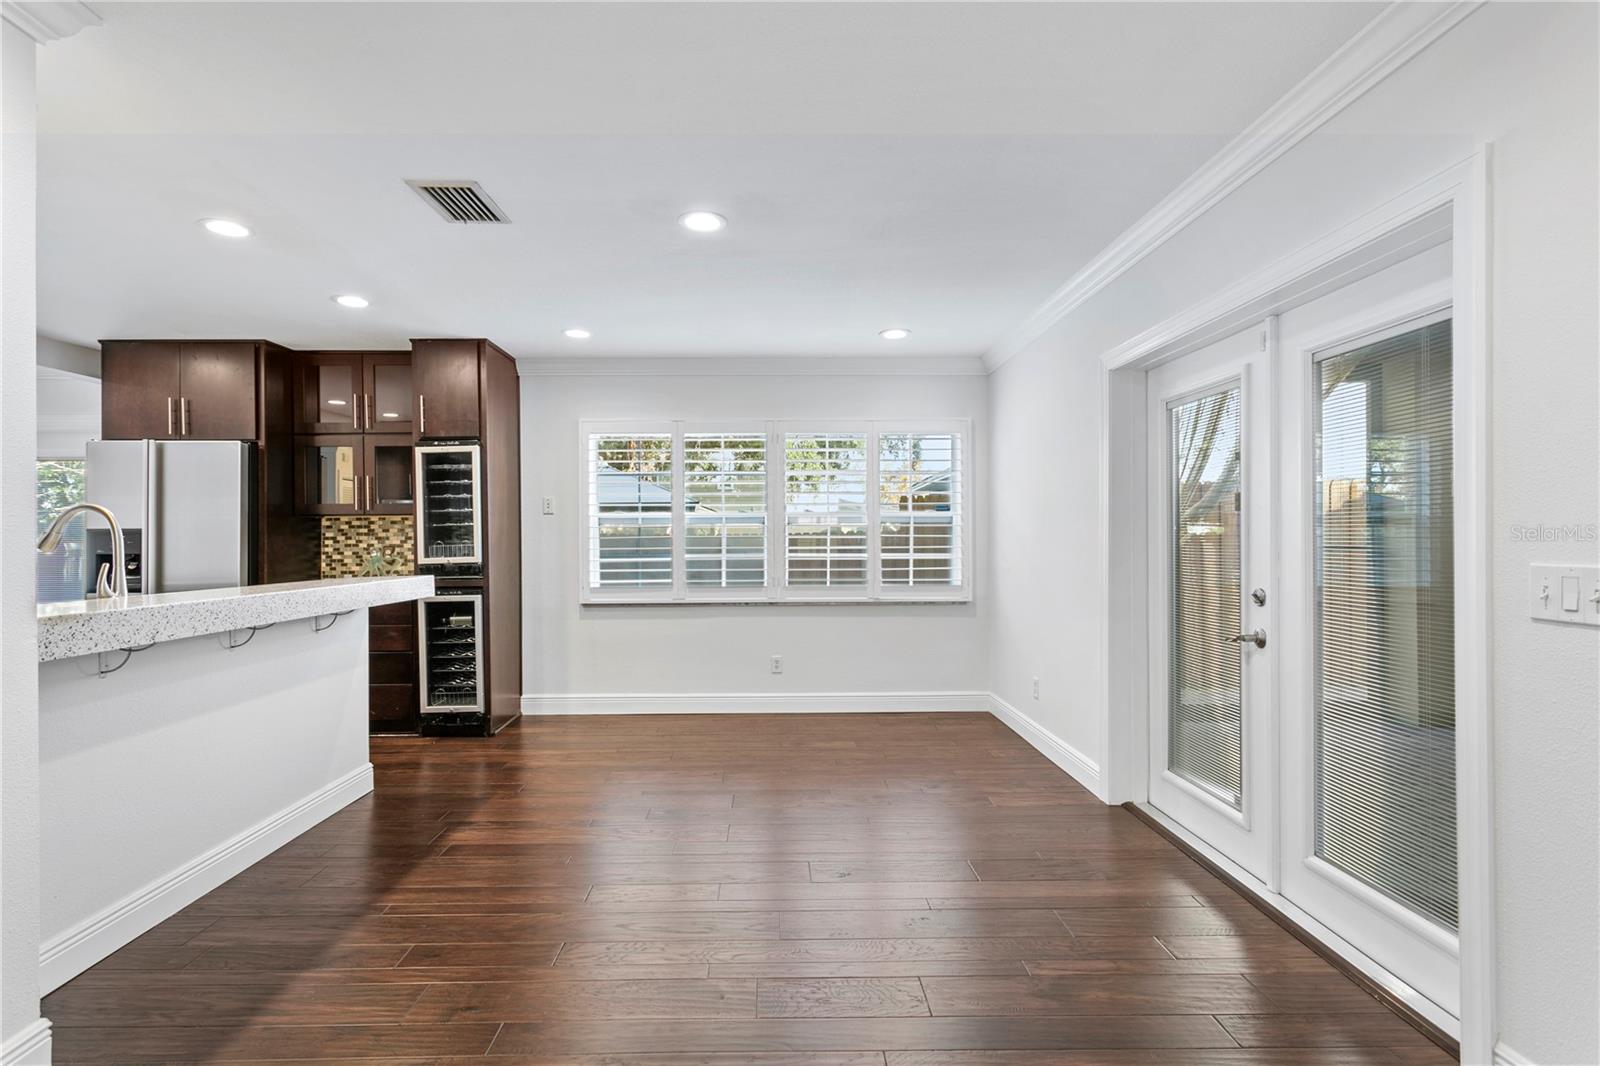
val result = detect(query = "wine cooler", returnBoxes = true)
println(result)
[415,444,483,568]
[418,593,484,714]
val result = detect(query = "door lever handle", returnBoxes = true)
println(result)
[1231,629,1267,649]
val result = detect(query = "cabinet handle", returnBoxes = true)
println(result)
[181,397,190,436]
[365,474,373,513]
[166,397,175,436]
[365,393,373,431]
[353,393,361,431]
[419,395,426,435]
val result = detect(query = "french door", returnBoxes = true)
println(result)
[1276,266,1460,1015]
[1147,326,1275,885]
[1148,249,1461,1017]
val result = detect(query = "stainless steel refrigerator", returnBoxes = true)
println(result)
[83,440,254,594]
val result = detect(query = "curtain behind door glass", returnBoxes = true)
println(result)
[1314,318,1456,930]
[1169,386,1245,809]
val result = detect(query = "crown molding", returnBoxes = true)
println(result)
[1,1,100,43]
[515,354,988,378]
[983,0,1484,373]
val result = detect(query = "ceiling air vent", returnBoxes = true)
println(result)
[406,180,510,224]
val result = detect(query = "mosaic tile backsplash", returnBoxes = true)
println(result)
[320,515,417,578]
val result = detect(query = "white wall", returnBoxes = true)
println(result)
[986,4,1598,1061]
[521,365,989,707]
[38,617,371,990]
[1,17,46,1062]
[36,365,97,458]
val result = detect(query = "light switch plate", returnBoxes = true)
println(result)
[1529,564,1600,626]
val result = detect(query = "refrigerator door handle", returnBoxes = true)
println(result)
[144,440,160,593]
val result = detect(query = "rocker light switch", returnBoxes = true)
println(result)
[1530,564,1600,626]
[1561,575,1582,613]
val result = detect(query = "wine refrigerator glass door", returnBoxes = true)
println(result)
[418,594,484,714]
[415,444,482,566]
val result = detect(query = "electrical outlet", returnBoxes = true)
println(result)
[541,496,555,515]
[770,655,783,675]
[1031,676,1040,700]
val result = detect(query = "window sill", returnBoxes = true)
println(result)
[580,594,972,607]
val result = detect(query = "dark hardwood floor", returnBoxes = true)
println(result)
[45,713,1451,1064]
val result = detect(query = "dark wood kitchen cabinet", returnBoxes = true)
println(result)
[101,340,260,441]
[293,435,415,516]
[98,338,315,585]
[101,342,182,440]
[368,600,419,733]
[292,350,415,436]
[179,343,258,439]
[412,339,484,440]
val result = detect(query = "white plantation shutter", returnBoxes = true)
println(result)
[587,434,673,588]
[684,433,767,588]
[784,433,869,588]
[581,422,967,603]
[878,432,962,588]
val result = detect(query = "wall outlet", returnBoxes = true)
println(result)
[770,655,783,675]
[1031,676,1040,700]
[541,496,555,515]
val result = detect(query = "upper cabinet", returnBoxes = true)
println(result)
[412,339,481,440]
[100,341,260,441]
[293,351,413,436]
[365,352,416,436]
[101,342,182,440]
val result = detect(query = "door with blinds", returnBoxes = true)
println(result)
[1146,326,1275,883]
[1276,265,1461,1015]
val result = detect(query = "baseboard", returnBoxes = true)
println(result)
[1493,1041,1533,1066]
[1,1020,51,1066]
[38,763,374,993]
[988,693,1103,798]
[521,692,993,715]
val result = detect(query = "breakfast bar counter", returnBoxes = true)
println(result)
[35,576,433,992]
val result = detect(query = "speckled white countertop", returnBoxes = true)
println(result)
[37,576,435,663]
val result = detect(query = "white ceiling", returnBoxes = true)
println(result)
[36,2,1382,359]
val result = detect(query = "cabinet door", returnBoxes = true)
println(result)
[365,436,416,515]
[293,353,364,434]
[101,342,181,440]
[294,434,363,515]
[363,352,416,436]
[179,342,258,439]
[412,340,480,440]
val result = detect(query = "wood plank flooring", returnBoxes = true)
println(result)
[44,713,1451,1064]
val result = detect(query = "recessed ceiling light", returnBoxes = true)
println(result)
[678,211,727,233]
[332,294,369,309]
[201,218,250,239]
[326,398,347,406]
[879,328,911,341]
[563,328,592,340]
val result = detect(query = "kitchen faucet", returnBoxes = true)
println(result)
[38,503,126,599]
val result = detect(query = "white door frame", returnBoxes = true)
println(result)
[1095,151,1494,1059]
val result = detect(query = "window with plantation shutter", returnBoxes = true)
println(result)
[580,421,968,603]
[685,433,767,588]
[784,433,869,588]
[587,433,673,588]
[879,432,962,588]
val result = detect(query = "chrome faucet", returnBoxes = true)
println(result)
[38,503,126,599]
